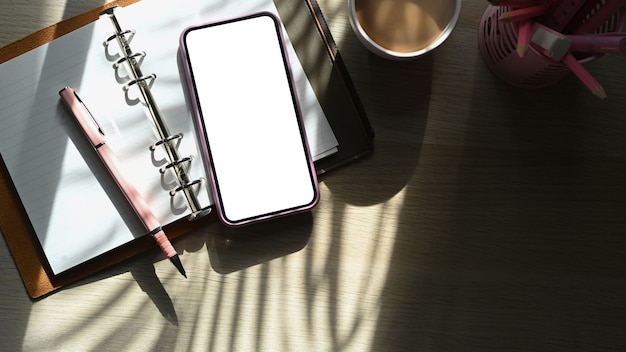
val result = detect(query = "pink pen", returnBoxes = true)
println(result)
[59,86,187,278]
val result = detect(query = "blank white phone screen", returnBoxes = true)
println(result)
[183,14,317,224]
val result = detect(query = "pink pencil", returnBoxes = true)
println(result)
[499,3,548,22]
[517,20,533,57]
[561,53,607,99]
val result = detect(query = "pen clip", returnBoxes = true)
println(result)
[74,90,105,136]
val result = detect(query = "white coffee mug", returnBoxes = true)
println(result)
[349,0,462,60]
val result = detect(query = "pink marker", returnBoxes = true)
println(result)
[568,34,626,55]
[59,86,187,278]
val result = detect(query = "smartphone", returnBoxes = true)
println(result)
[180,12,319,226]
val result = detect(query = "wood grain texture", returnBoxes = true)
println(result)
[1,0,626,351]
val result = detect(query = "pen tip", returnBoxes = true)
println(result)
[169,255,187,278]
[516,45,528,58]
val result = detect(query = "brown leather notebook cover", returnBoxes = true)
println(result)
[0,0,219,299]
[0,0,373,299]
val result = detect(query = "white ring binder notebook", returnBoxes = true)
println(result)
[0,0,339,277]
[100,6,212,221]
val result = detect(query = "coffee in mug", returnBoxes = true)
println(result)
[349,0,461,60]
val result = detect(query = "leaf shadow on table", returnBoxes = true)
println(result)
[369,53,626,351]
[292,29,435,350]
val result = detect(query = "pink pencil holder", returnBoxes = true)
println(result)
[478,2,624,89]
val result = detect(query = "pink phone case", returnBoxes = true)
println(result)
[179,12,319,227]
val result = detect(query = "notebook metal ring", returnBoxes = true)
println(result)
[160,155,192,174]
[123,73,156,92]
[114,51,146,69]
[168,178,203,197]
[100,5,211,222]
[103,29,136,47]
[150,133,183,151]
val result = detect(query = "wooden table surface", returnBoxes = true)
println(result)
[2,1,626,351]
